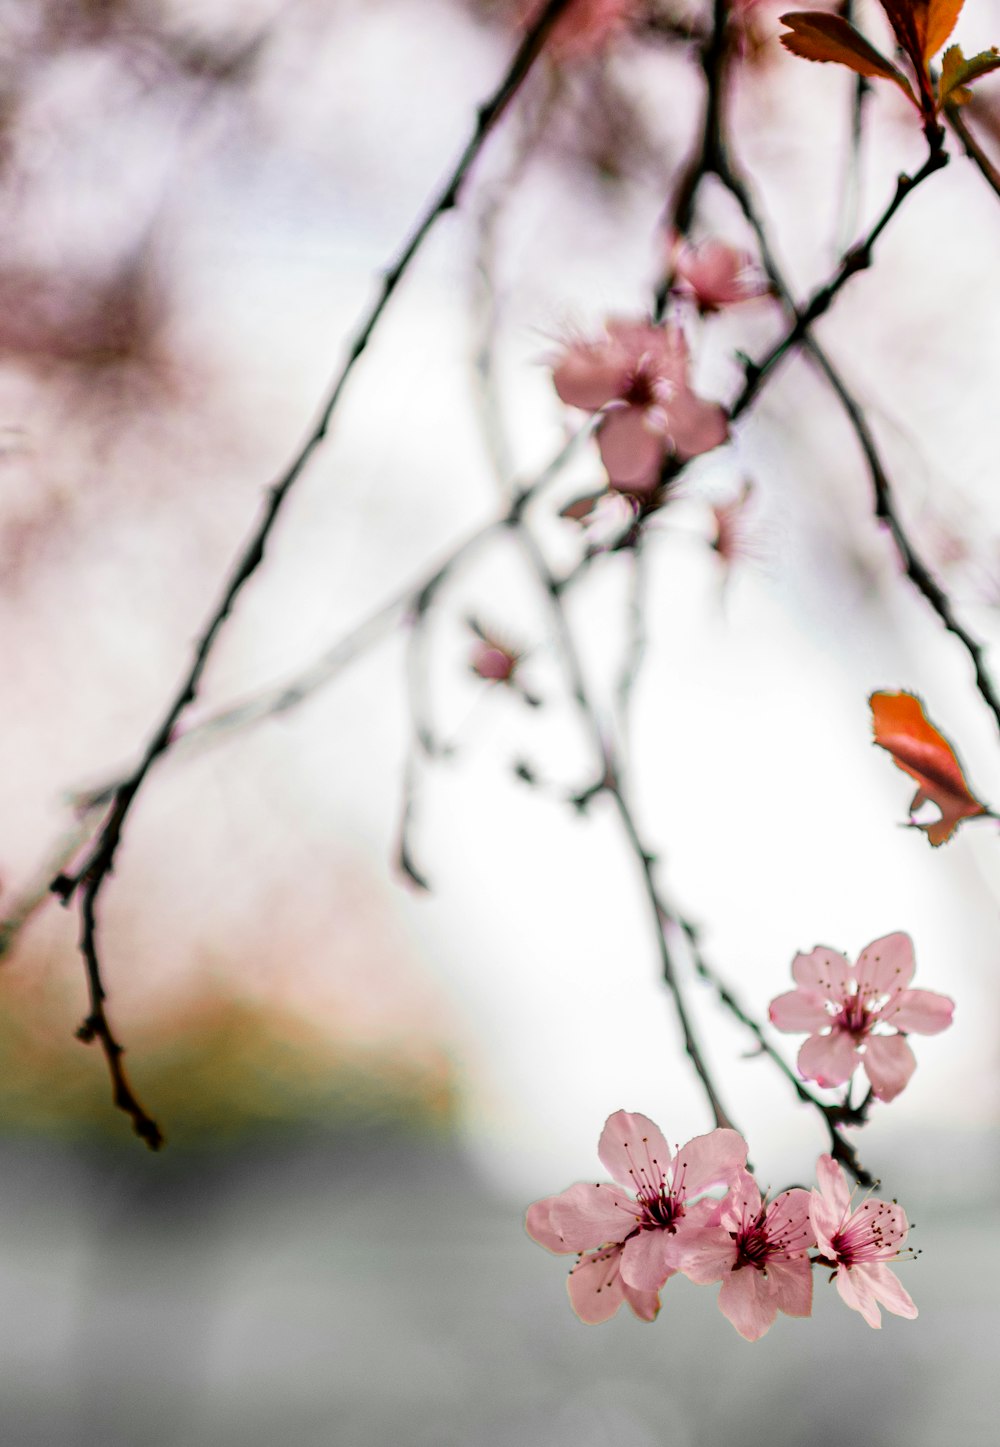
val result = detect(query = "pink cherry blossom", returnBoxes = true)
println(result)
[671,236,770,313]
[810,1154,917,1328]
[711,480,754,569]
[552,320,728,497]
[520,0,641,60]
[673,1167,814,1340]
[525,1109,748,1322]
[768,932,954,1102]
[526,1198,659,1322]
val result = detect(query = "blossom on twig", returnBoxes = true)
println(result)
[769,932,953,1102]
[552,320,728,497]
[810,1154,917,1328]
[670,235,770,313]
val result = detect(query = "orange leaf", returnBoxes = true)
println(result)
[870,690,987,846]
[923,0,964,60]
[779,13,917,104]
[878,0,963,66]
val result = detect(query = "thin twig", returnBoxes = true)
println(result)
[731,141,950,419]
[514,523,740,1133]
[945,100,1000,199]
[45,0,577,1143]
[615,534,649,755]
[719,157,1000,739]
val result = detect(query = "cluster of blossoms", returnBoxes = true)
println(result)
[551,239,767,522]
[527,1110,917,1339]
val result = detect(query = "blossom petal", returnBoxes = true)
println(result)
[665,387,729,461]
[621,1280,661,1322]
[764,1188,816,1258]
[841,1196,909,1258]
[810,1198,842,1258]
[525,1195,572,1253]
[768,1258,813,1318]
[620,1229,676,1291]
[855,932,914,1001]
[721,1167,763,1230]
[814,1153,852,1217]
[798,1029,860,1088]
[567,1249,626,1324]
[670,1225,735,1284]
[552,343,630,411]
[675,242,768,310]
[863,1034,916,1102]
[792,947,853,1002]
[866,1260,918,1320]
[768,988,831,1033]
[598,406,666,491]
[597,1110,673,1193]
[673,1195,726,1240]
[673,1128,748,1198]
[888,987,954,1035]
[607,319,687,377]
[718,1268,779,1341]
[548,1181,639,1250]
[836,1264,882,1328]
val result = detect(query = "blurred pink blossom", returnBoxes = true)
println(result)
[525,1108,748,1320]
[674,1166,814,1340]
[810,1155,917,1328]
[552,320,728,496]
[768,933,953,1102]
[670,236,769,312]
[711,480,754,569]
[520,0,641,59]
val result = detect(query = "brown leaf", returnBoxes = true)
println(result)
[779,13,917,104]
[870,690,987,845]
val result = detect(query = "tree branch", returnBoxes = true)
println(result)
[45,0,576,1143]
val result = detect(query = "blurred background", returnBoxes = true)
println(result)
[0,0,999,1441]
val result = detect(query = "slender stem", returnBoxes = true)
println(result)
[720,156,1000,738]
[731,142,950,418]
[514,523,739,1133]
[49,0,573,1135]
[945,101,1000,199]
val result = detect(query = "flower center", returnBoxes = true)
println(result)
[622,363,659,410]
[835,993,873,1038]
[733,1212,772,1271]
[637,1187,683,1232]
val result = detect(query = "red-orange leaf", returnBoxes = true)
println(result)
[923,0,965,60]
[877,0,963,67]
[779,12,917,104]
[870,690,987,846]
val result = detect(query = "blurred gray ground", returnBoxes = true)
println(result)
[0,1131,995,1447]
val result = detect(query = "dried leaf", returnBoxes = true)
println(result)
[870,690,987,846]
[779,13,917,104]
[938,44,1000,108]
